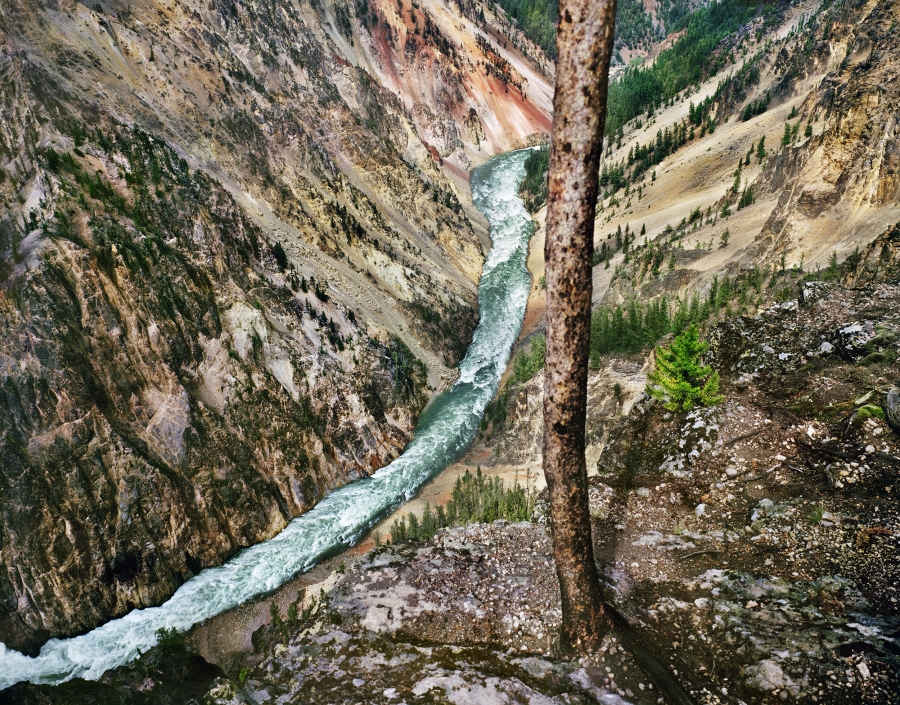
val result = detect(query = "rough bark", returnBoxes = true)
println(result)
[542,0,617,652]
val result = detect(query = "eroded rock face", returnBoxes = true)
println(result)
[467,359,648,469]
[0,139,432,655]
[0,0,551,653]
[748,0,900,267]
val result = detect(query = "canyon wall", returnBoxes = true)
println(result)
[0,0,551,653]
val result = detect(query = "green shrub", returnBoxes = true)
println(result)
[389,467,534,543]
[808,504,824,525]
[519,146,549,212]
[646,325,722,411]
[513,333,545,383]
[155,627,188,652]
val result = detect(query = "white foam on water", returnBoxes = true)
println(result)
[0,149,536,690]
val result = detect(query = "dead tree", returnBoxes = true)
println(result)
[542,0,618,652]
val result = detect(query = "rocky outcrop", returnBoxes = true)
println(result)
[0,0,550,653]
[466,358,648,471]
[886,387,900,436]
[748,0,900,268]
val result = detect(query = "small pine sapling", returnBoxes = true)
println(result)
[646,325,723,412]
[826,251,839,279]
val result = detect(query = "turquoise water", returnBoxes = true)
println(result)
[0,149,536,688]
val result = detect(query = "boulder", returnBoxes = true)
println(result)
[885,387,900,436]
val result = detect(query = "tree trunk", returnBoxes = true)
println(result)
[542,0,617,653]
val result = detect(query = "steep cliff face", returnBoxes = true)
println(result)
[505,0,900,353]
[597,0,900,307]
[0,0,550,654]
[749,0,900,267]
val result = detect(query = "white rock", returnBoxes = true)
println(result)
[695,503,706,517]
[746,659,790,692]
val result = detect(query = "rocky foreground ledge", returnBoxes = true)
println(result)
[8,509,899,704]
[7,279,900,705]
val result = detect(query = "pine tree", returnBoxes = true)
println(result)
[756,135,766,162]
[646,325,723,412]
[544,0,619,649]
[731,161,742,195]
[708,274,719,307]
[826,250,839,279]
[781,123,791,147]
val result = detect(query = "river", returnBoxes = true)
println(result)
[0,148,536,689]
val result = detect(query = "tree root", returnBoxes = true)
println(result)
[603,607,698,705]
[723,426,765,446]
[677,549,723,561]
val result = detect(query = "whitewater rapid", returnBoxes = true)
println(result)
[0,149,536,689]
